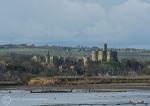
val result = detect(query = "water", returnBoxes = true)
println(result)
[0,89,150,106]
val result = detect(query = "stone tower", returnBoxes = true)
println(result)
[46,51,50,64]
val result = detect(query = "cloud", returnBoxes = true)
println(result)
[109,0,150,44]
[0,0,150,48]
[0,0,105,39]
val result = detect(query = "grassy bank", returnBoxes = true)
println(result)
[28,76,150,86]
[1,76,150,90]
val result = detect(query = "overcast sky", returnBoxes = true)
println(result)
[0,0,150,48]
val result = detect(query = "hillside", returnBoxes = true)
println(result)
[0,45,150,61]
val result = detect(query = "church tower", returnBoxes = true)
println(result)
[46,51,50,64]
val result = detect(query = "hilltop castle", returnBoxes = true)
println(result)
[92,43,118,62]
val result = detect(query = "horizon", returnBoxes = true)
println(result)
[0,41,149,50]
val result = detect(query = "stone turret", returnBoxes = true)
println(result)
[46,51,50,64]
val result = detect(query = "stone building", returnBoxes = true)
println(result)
[31,55,41,62]
[91,43,118,62]
[45,51,50,64]
[83,57,90,66]
[107,51,118,61]
[92,51,99,61]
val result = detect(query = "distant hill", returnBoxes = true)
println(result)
[0,45,150,61]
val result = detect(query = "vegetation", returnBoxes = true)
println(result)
[0,46,150,60]
[0,46,149,85]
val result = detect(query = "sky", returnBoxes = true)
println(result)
[0,0,150,48]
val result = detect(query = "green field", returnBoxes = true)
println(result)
[0,47,86,58]
[0,47,150,61]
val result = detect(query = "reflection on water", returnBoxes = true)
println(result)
[0,89,150,106]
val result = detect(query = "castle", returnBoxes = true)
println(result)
[92,43,118,62]
[31,43,118,69]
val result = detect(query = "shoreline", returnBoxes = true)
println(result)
[1,83,150,91]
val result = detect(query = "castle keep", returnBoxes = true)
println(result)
[92,43,118,62]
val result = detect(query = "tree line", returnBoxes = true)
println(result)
[0,53,149,84]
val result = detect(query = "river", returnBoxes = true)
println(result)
[0,89,150,106]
